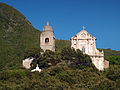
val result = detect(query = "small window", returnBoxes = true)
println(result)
[82,47,85,54]
[74,40,77,45]
[45,38,49,43]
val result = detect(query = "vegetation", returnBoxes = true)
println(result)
[0,47,115,89]
[106,56,120,65]
[0,63,120,89]
[0,2,120,89]
[30,49,61,69]
[0,3,40,69]
[99,48,120,59]
[23,47,95,71]
[55,39,71,52]
[61,47,96,70]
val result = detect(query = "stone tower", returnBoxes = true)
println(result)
[40,21,55,52]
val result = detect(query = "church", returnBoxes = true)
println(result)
[71,27,109,70]
[23,22,109,70]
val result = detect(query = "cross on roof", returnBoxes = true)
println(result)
[47,21,49,25]
[82,26,86,30]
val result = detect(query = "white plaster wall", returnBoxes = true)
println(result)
[23,58,34,69]
[71,30,105,70]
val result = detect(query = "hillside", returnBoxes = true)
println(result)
[0,3,40,69]
[0,2,120,70]
[0,61,120,89]
[0,3,120,89]
[0,46,120,89]
[102,48,120,58]
[55,39,71,52]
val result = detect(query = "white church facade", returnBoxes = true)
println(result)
[71,27,109,70]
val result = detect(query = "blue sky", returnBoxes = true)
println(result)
[0,0,120,50]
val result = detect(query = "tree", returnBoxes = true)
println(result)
[30,50,61,69]
[61,47,95,69]
[24,48,43,59]
[106,56,120,65]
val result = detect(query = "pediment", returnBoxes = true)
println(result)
[76,30,87,39]
[80,32,86,38]
[71,30,96,40]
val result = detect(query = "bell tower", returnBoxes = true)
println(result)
[40,21,55,51]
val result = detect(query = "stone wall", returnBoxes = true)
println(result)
[40,22,55,52]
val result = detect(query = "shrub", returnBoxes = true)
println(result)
[106,56,120,65]
[24,48,43,59]
[106,65,120,81]
[30,50,61,69]
[61,47,95,69]
[49,67,63,76]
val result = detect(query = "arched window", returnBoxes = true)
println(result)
[82,47,85,54]
[45,38,49,43]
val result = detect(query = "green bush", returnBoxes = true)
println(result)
[49,67,63,76]
[106,65,120,81]
[30,50,61,69]
[106,56,120,65]
[93,80,116,89]
[61,47,95,69]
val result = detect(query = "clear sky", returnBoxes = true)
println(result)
[0,0,120,50]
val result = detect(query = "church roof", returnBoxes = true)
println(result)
[71,29,96,40]
[43,21,53,31]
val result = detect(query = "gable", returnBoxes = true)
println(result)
[71,30,96,40]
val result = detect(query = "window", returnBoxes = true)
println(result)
[74,40,77,45]
[82,47,85,54]
[45,38,49,43]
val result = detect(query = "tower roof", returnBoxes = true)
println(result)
[43,21,52,31]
